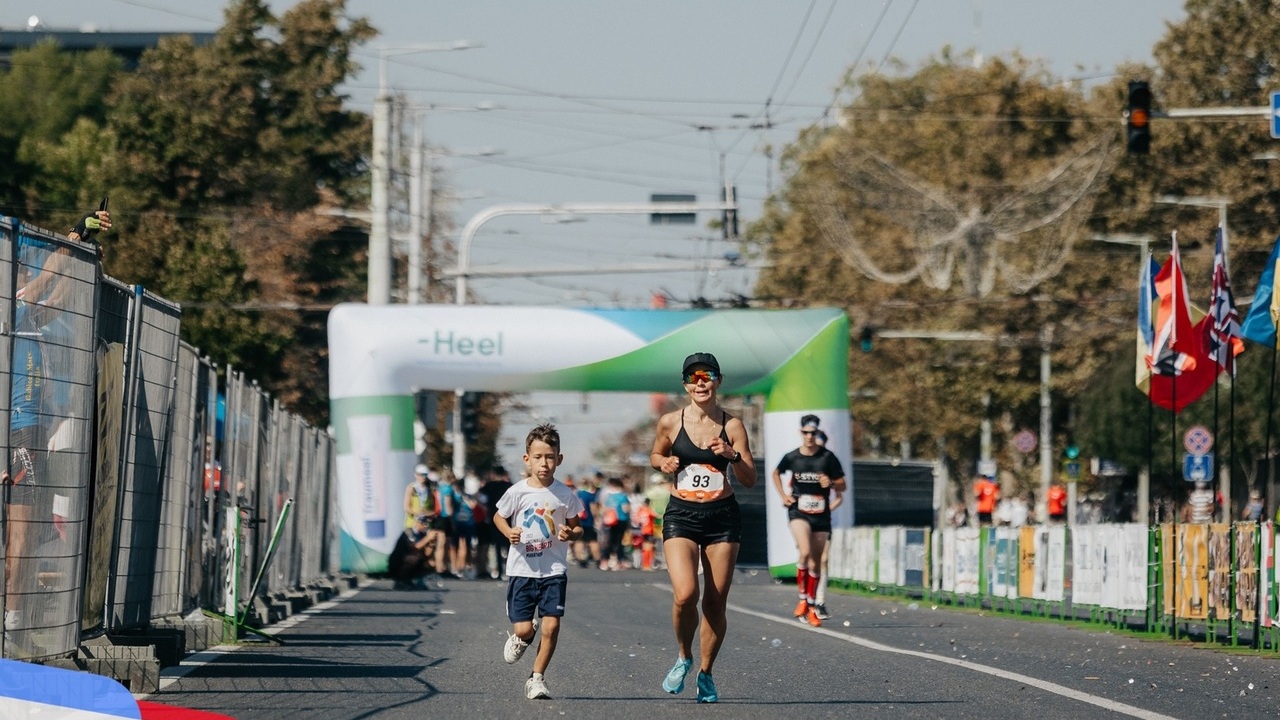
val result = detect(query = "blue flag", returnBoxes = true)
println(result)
[1242,235,1280,347]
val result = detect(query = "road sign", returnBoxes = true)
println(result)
[1272,91,1280,139]
[1012,429,1037,454]
[1183,452,1213,482]
[1063,461,1081,481]
[1183,425,1214,456]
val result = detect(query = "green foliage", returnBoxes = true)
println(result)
[97,0,373,423]
[0,41,122,218]
[755,52,1120,479]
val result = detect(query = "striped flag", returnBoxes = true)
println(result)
[1135,253,1160,393]
[1149,233,1197,376]
[1207,226,1244,375]
[1139,233,1218,412]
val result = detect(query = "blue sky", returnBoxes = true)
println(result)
[7,0,1190,472]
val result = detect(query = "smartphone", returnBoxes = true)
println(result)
[98,196,109,212]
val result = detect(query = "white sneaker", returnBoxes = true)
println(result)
[525,674,551,699]
[504,633,530,664]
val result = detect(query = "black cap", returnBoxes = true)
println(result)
[800,414,820,429]
[682,352,720,375]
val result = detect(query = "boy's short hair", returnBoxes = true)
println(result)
[525,422,560,453]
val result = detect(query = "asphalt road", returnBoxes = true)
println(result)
[143,566,1280,719]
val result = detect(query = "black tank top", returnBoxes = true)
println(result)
[672,409,733,476]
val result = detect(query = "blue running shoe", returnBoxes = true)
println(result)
[662,657,693,694]
[696,670,718,703]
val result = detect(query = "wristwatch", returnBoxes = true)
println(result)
[729,450,741,463]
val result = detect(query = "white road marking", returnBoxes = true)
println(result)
[729,602,1179,720]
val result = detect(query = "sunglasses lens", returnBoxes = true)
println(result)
[684,370,718,383]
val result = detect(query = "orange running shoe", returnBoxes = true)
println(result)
[805,607,823,627]
[793,599,809,618]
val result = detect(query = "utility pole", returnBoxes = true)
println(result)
[368,42,480,305]
[1038,324,1054,523]
[408,115,424,305]
[369,75,392,305]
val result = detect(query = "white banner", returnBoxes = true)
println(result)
[878,526,903,586]
[955,527,980,594]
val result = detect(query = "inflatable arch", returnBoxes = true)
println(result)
[328,304,852,576]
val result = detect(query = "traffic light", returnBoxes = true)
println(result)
[859,326,875,353]
[1126,80,1152,154]
[460,391,481,443]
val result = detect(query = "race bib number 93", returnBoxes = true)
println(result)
[676,463,726,501]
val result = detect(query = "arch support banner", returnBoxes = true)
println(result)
[328,304,850,572]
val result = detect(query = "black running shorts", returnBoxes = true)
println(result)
[662,494,741,546]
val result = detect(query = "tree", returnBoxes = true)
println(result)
[96,0,374,423]
[0,42,122,221]
[753,51,1125,483]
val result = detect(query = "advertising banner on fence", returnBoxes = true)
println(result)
[1208,523,1231,621]
[1236,523,1258,624]
[954,527,980,595]
[904,528,927,588]
[1162,524,1209,619]
[878,526,902,586]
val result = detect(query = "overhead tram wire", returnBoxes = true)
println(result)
[817,0,896,127]
[729,0,898,184]
[877,0,922,70]
[362,56,711,132]
[721,0,822,162]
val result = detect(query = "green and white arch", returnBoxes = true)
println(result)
[328,304,850,576]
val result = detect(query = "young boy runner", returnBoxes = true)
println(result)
[495,423,584,700]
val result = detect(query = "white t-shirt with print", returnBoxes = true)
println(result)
[497,479,584,578]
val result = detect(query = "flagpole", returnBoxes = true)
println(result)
[1261,346,1278,649]
[1171,370,1179,641]
[1170,232,1180,641]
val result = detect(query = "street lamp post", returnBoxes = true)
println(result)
[1090,233,1155,524]
[368,41,480,305]
[447,199,738,478]
[875,328,1057,524]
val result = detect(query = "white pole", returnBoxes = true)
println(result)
[368,51,392,305]
[1039,325,1053,522]
[408,114,423,305]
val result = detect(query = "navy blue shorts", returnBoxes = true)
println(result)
[507,575,568,622]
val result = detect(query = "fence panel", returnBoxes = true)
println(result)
[107,290,181,630]
[2,221,99,660]
[151,343,200,619]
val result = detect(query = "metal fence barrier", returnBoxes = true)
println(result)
[832,521,1280,649]
[0,217,339,663]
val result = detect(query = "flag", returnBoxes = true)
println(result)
[1138,234,1218,413]
[1148,233,1197,376]
[1135,254,1159,393]
[1242,234,1280,347]
[1207,226,1245,375]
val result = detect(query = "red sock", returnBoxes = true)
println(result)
[806,571,819,603]
[796,568,809,599]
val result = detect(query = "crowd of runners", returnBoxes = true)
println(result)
[389,353,845,703]
[389,464,674,588]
